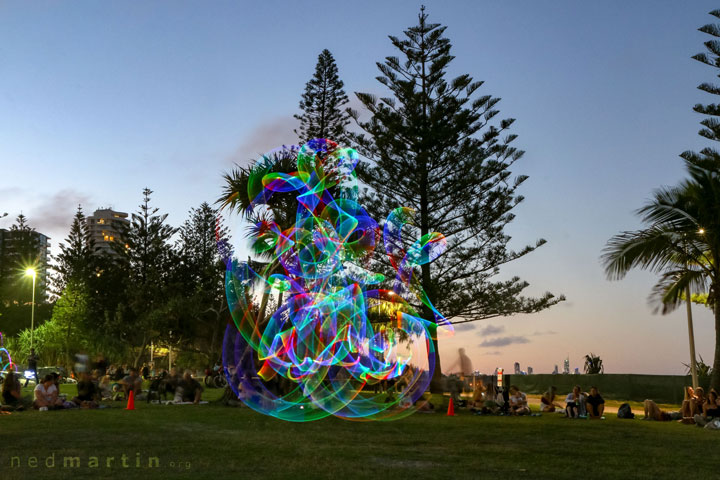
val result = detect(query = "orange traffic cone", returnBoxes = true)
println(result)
[125,390,135,410]
[447,397,455,416]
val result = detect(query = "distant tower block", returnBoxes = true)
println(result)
[563,357,570,375]
[86,208,130,256]
[527,366,533,375]
[552,365,559,374]
[514,362,520,374]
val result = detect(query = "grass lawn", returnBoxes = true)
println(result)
[0,384,716,480]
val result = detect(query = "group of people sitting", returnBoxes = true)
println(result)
[540,385,606,419]
[642,386,720,426]
[468,383,535,415]
[468,382,605,418]
[0,367,205,411]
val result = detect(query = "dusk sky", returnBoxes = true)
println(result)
[1,1,717,375]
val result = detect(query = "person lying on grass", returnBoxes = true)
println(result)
[540,386,563,413]
[643,399,681,421]
[693,389,720,427]
[508,385,530,415]
[33,374,64,410]
[586,386,605,419]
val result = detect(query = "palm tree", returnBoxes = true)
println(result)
[217,147,300,322]
[602,156,720,390]
[583,353,604,374]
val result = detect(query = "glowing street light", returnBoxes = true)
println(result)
[25,268,36,350]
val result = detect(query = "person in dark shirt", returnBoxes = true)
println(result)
[694,389,720,427]
[24,349,38,387]
[113,365,126,382]
[586,386,605,419]
[72,372,100,408]
[179,370,204,404]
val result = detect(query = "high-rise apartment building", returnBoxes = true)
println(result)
[85,208,129,255]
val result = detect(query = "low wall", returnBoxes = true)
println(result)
[504,374,710,405]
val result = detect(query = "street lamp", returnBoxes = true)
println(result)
[25,268,36,350]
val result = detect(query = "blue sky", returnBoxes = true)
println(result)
[1,0,717,374]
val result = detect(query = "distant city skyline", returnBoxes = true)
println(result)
[2,0,719,375]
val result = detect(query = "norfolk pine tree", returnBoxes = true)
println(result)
[295,49,351,144]
[53,205,96,295]
[350,8,564,390]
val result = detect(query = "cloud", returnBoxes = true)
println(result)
[226,116,299,168]
[478,336,530,348]
[27,189,93,238]
[533,330,558,336]
[477,324,505,336]
[453,323,476,332]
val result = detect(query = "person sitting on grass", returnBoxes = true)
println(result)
[1,371,25,411]
[508,385,530,415]
[643,399,681,421]
[540,386,563,413]
[98,373,112,400]
[679,386,704,424]
[565,385,584,418]
[586,386,605,419]
[119,367,143,400]
[71,371,100,408]
[176,370,204,404]
[33,374,64,410]
[693,389,720,427]
[470,382,487,411]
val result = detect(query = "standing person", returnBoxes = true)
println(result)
[24,348,38,387]
[508,385,530,415]
[586,386,605,419]
[141,363,149,380]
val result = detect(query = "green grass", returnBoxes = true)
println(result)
[0,384,715,480]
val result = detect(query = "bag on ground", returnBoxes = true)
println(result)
[617,403,634,419]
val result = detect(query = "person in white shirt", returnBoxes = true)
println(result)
[33,374,63,410]
[565,385,585,418]
[508,385,530,415]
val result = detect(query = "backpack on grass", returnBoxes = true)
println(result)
[617,403,634,419]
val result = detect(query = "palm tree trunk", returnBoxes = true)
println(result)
[712,303,720,392]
